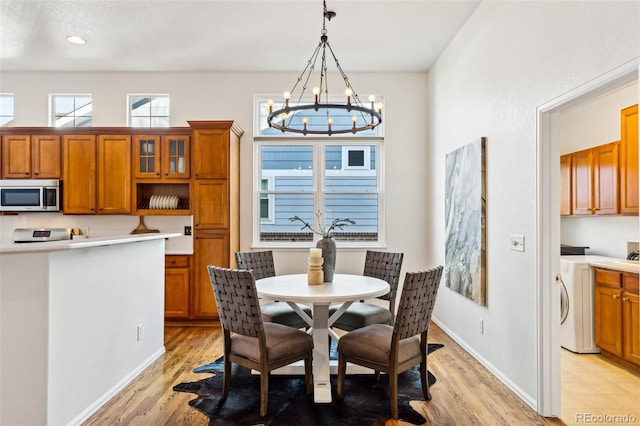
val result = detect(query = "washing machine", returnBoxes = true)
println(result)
[559,256,601,353]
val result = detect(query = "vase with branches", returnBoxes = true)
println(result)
[289,210,355,282]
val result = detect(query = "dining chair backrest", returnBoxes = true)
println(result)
[393,266,443,340]
[363,250,404,302]
[235,251,276,281]
[207,266,264,338]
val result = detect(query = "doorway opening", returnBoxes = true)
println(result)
[536,59,639,417]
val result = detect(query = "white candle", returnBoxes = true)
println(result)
[310,248,322,258]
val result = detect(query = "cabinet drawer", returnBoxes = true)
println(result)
[595,268,622,288]
[623,273,639,295]
[166,255,190,268]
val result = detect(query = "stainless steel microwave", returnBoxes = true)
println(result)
[0,179,61,212]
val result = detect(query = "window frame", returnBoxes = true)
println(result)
[0,93,14,127]
[259,176,276,224]
[253,139,385,249]
[49,94,93,127]
[127,94,170,128]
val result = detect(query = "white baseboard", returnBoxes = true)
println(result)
[431,318,537,411]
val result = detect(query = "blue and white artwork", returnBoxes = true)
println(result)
[444,137,486,306]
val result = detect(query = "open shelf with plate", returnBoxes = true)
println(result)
[134,182,190,215]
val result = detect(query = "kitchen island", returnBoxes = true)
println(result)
[0,233,180,426]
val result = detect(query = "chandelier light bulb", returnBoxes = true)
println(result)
[267,99,274,113]
[327,117,333,124]
[283,91,291,100]
[377,102,384,112]
[302,117,309,124]
[345,88,353,105]
[368,94,376,102]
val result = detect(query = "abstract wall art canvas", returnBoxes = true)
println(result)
[444,137,487,306]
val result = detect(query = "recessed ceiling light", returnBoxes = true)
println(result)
[66,36,86,45]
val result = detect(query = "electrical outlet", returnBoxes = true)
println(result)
[137,324,143,341]
[184,226,192,236]
[479,319,484,334]
[510,235,525,252]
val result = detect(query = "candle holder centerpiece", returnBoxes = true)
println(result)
[308,248,324,285]
[290,210,355,282]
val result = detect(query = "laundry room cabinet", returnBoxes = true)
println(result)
[594,267,640,371]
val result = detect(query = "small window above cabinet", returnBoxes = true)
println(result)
[133,134,190,179]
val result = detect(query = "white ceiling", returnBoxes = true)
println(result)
[0,0,480,73]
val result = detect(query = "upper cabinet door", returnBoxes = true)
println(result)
[98,135,131,214]
[32,135,62,178]
[1,134,62,179]
[571,148,593,215]
[63,135,96,214]
[560,154,572,216]
[1,135,31,178]
[192,128,229,179]
[593,141,619,215]
[133,135,161,179]
[619,104,638,215]
[133,134,190,179]
[161,135,190,179]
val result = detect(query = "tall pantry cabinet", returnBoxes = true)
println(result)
[189,121,243,319]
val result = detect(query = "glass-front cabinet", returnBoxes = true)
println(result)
[133,134,190,179]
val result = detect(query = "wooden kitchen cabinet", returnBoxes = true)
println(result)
[622,274,640,366]
[165,255,191,319]
[97,135,131,214]
[188,121,243,320]
[1,134,61,179]
[63,135,96,214]
[64,134,131,215]
[191,125,231,179]
[619,104,638,215]
[560,154,572,216]
[132,133,191,216]
[571,141,619,215]
[133,134,190,179]
[193,180,229,230]
[594,267,640,370]
[193,233,230,319]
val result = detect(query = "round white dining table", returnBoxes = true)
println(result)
[255,273,389,403]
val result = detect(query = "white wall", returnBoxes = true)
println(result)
[558,82,639,258]
[0,71,430,275]
[427,0,639,411]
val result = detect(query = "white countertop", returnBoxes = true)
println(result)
[587,259,639,274]
[561,255,639,274]
[0,232,181,254]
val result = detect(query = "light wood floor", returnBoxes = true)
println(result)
[83,324,565,425]
[561,348,640,426]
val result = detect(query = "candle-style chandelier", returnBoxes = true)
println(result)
[266,1,383,136]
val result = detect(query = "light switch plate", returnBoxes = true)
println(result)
[510,235,525,252]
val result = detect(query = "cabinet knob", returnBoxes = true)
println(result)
[612,294,619,299]
[622,296,628,302]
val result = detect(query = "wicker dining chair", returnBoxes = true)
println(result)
[207,265,314,417]
[336,266,443,419]
[329,251,404,331]
[235,251,312,329]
